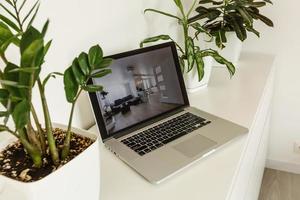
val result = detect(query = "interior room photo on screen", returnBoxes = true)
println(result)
[92,47,184,135]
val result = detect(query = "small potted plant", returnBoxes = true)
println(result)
[189,0,274,64]
[140,0,235,92]
[0,1,112,199]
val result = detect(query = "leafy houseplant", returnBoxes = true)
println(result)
[0,0,111,179]
[140,0,235,83]
[188,0,274,49]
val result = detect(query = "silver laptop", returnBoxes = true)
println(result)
[88,42,248,184]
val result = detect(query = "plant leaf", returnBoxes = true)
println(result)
[237,8,253,25]
[20,26,42,54]
[26,3,40,30]
[81,84,103,93]
[140,35,171,47]
[8,67,39,73]
[71,58,85,85]
[41,20,49,37]
[0,80,29,88]
[12,99,30,129]
[246,26,260,37]
[88,45,103,70]
[201,49,235,77]
[194,52,205,81]
[173,0,184,10]
[186,37,195,72]
[0,3,18,21]
[144,9,180,21]
[64,67,79,103]
[251,13,274,27]
[0,14,20,32]
[21,1,39,25]
[90,69,112,78]
[78,52,90,76]
[42,72,63,87]
[94,58,113,69]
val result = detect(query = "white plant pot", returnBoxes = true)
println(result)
[0,123,100,200]
[207,32,243,66]
[183,56,213,93]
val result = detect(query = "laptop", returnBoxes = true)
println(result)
[88,42,248,184]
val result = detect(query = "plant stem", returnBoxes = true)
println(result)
[19,128,42,167]
[37,79,60,165]
[187,0,198,18]
[11,0,23,32]
[0,53,8,65]
[61,88,82,160]
[31,104,46,154]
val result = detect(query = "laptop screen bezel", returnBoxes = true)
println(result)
[88,42,190,141]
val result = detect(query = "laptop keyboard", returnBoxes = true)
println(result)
[121,112,211,156]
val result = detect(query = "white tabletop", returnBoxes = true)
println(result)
[88,52,275,200]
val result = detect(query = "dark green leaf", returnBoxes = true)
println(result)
[0,14,20,32]
[90,69,112,78]
[20,26,42,54]
[229,16,247,41]
[144,9,180,21]
[95,58,113,69]
[199,0,223,5]
[88,45,103,69]
[41,20,49,37]
[0,33,20,53]
[246,26,260,37]
[0,22,13,50]
[249,2,267,7]
[71,58,85,85]
[64,67,79,103]
[251,13,274,27]
[81,84,103,93]
[12,99,30,129]
[78,52,90,76]
[237,8,253,25]
[140,35,171,47]
[44,40,52,55]
[0,89,9,102]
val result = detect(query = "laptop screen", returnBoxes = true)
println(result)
[89,42,189,140]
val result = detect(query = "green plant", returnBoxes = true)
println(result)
[0,0,111,167]
[189,0,274,48]
[140,0,235,81]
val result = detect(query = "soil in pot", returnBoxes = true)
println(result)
[0,128,94,182]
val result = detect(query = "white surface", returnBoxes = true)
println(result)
[1,0,180,130]
[89,53,275,200]
[0,124,100,200]
[242,0,300,171]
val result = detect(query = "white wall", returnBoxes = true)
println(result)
[2,0,180,129]
[241,1,300,171]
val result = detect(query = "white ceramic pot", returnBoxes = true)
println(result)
[207,32,243,66]
[183,56,213,93]
[0,123,100,200]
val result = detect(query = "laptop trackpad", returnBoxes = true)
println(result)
[173,135,217,158]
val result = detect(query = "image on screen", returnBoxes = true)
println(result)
[92,46,185,135]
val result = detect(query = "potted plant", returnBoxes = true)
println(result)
[189,0,274,64]
[140,0,235,92]
[0,1,112,199]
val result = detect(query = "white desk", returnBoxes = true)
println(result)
[89,53,275,200]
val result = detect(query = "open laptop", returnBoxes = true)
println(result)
[88,42,248,184]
